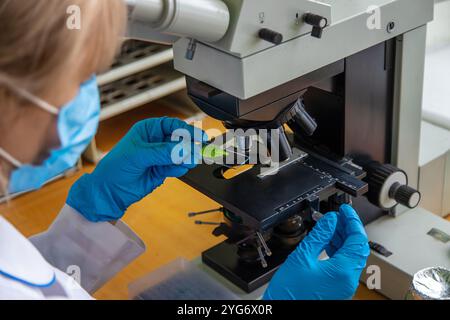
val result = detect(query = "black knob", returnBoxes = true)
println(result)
[355,159,422,210]
[258,28,283,45]
[303,13,328,39]
[389,183,421,209]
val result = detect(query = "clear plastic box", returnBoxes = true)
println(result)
[129,258,240,300]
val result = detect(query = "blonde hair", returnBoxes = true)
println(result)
[0,0,127,95]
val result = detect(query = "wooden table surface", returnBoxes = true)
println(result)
[2,99,444,300]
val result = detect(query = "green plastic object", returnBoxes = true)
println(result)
[202,144,228,159]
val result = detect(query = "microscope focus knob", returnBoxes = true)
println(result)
[258,28,283,45]
[362,162,421,210]
[389,183,421,209]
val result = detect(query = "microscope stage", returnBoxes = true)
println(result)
[183,162,332,230]
[182,151,368,231]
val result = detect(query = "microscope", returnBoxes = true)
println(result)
[128,0,450,299]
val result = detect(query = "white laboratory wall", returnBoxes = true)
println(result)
[419,122,450,217]
[427,0,450,49]
[419,0,450,218]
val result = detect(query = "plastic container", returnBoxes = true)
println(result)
[129,258,239,300]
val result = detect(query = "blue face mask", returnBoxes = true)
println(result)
[0,76,100,194]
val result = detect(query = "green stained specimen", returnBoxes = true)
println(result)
[202,144,228,159]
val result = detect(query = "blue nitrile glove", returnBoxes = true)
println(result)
[67,117,207,222]
[264,204,370,300]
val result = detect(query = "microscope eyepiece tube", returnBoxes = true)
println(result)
[128,0,230,43]
[127,0,165,23]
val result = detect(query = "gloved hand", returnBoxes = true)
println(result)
[67,117,207,222]
[263,204,370,300]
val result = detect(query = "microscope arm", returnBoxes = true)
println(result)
[126,0,230,45]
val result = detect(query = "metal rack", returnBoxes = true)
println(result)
[97,40,186,121]
[99,64,186,121]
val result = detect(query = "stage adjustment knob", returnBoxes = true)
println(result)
[258,28,283,45]
[389,183,421,209]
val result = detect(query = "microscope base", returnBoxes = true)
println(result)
[202,240,295,293]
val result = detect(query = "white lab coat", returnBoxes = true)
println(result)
[0,205,146,299]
